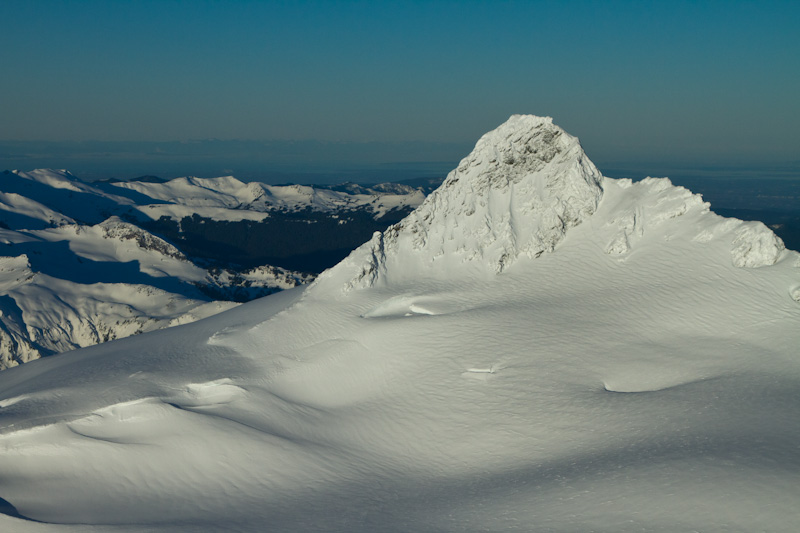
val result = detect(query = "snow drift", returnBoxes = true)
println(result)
[0,115,798,532]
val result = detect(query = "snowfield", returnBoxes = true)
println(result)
[0,115,798,532]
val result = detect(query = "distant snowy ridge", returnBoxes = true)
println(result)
[111,174,425,221]
[337,115,787,290]
[1,169,426,225]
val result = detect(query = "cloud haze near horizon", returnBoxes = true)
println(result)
[2,1,798,181]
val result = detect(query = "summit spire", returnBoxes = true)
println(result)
[345,115,605,287]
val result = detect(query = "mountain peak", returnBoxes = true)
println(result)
[338,115,605,288]
[328,115,793,292]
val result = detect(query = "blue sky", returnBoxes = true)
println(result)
[2,0,799,181]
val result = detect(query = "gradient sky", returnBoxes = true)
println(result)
[2,0,799,180]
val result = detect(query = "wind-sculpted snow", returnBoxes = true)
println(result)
[597,176,787,268]
[0,116,799,531]
[0,191,75,229]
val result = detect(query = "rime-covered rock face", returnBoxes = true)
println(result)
[731,224,786,268]
[346,115,604,287]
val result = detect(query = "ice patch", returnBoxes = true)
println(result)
[465,366,495,374]
[461,365,499,381]
[407,304,435,315]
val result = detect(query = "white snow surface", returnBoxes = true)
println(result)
[12,169,112,195]
[1,115,799,532]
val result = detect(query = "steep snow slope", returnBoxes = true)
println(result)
[345,114,605,287]
[0,116,798,532]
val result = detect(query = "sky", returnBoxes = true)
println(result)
[2,0,799,182]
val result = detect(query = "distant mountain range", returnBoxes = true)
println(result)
[0,169,427,369]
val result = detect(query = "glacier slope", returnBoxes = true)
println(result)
[0,116,798,532]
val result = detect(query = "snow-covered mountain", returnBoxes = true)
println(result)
[0,115,798,531]
[0,170,426,369]
[0,216,309,369]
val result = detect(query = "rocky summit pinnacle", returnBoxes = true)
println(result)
[343,115,605,287]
